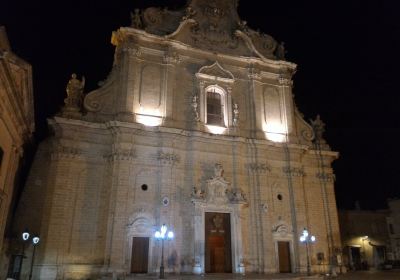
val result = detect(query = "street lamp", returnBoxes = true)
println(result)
[29,235,40,280]
[154,224,174,279]
[16,229,30,280]
[300,228,316,276]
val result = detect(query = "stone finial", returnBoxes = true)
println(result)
[310,114,326,142]
[130,9,143,29]
[275,41,286,60]
[64,73,85,112]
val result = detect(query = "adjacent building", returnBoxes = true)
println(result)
[0,26,35,276]
[339,209,390,270]
[13,1,341,279]
[387,199,400,260]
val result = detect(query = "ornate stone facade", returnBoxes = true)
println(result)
[0,26,34,278]
[14,1,340,279]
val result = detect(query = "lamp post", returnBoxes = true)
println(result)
[28,235,40,280]
[16,229,30,280]
[154,224,174,279]
[300,228,316,276]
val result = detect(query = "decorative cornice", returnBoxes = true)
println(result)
[278,75,293,86]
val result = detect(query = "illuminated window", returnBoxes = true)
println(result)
[195,62,235,134]
[206,90,224,126]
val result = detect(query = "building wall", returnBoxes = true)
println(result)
[13,1,341,279]
[0,26,34,278]
[339,210,390,270]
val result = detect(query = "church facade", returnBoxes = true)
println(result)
[14,1,341,279]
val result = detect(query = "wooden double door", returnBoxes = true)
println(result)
[278,241,292,273]
[205,212,232,273]
[131,237,149,273]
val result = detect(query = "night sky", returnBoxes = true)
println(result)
[2,0,400,210]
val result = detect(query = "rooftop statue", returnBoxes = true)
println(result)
[310,114,325,141]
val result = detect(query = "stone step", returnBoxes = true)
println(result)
[100,274,325,280]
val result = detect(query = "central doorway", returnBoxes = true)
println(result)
[131,237,149,273]
[278,241,292,273]
[205,212,232,273]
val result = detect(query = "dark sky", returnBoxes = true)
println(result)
[2,0,400,210]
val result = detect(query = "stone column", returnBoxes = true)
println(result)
[103,130,136,276]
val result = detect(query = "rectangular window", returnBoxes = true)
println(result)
[207,91,224,126]
[389,224,395,234]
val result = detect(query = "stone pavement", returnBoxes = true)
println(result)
[334,270,400,280]
[118,273,323,280]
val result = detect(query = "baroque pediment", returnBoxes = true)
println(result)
[139,0,281,60]
[196,61,234,82]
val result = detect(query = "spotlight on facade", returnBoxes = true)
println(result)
[154,224,174,279]
[299,228,316,276]
[206,125,226,135]
[136,114,163,127]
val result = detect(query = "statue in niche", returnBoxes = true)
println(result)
[233,103,239,126]
[191,95,200,121]
[213,163,224,179]
[310,114,326,142]
[131,9,143,29]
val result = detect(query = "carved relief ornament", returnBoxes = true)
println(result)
[316,172,335,182]
[282,166,305,177]
[247,162,271,173]
[157,151,180,165]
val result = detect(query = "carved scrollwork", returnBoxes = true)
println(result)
[143,7,164,25]
[301,128,314,142]
[272,223,290,237]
